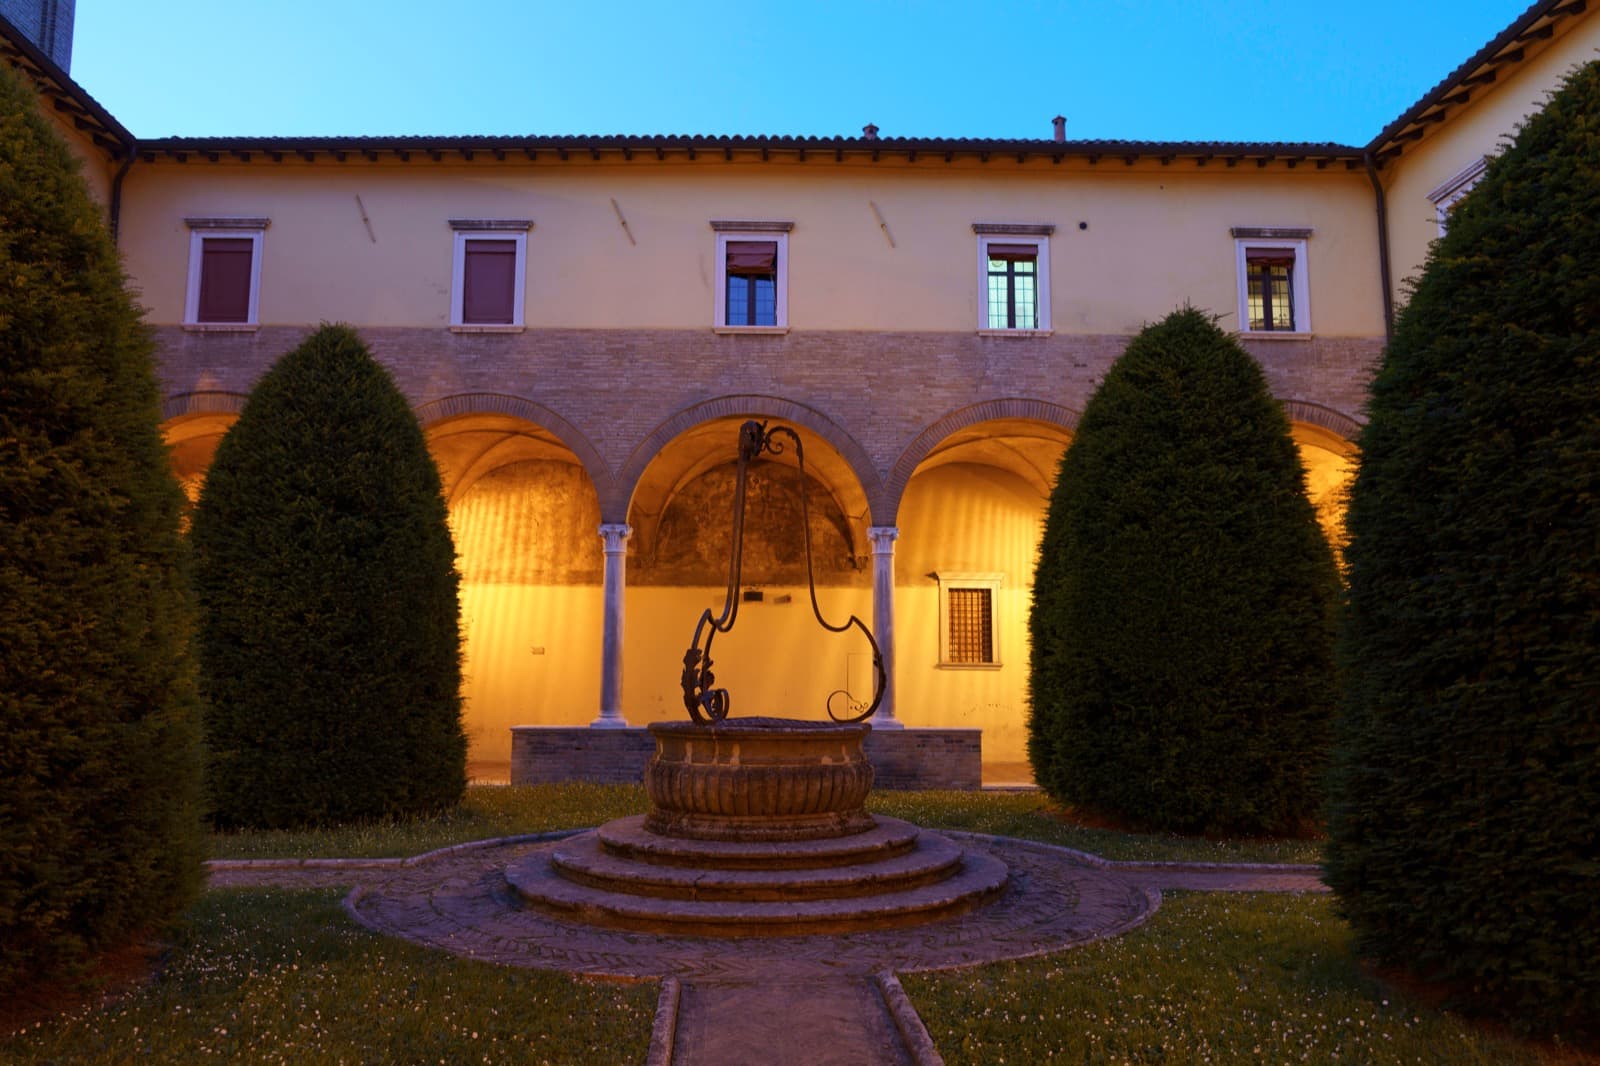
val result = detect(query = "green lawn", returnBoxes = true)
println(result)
[9,786,1565,1064]
[210,784,1324,865]
[903,892,1552,1064]
[1,890,654,1065]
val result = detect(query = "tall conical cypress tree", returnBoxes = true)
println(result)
[192,324,465,828]
[0,63,204,992]
[1028,308,1340,835]
[1326,62,1600,1042]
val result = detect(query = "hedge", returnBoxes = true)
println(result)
[1028,307,1340,834]
[191,324,466,828]
[1325,61,1600,1043]
[0,61,204,992]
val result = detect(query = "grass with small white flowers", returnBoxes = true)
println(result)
[8,786,1566,1063]
[902,892,1562,1064]
[1,889,653,1064]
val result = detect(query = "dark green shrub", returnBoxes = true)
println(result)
[192,324,465,828]
[0,63,204,992]
[1028,308,1340,834]
[1325,62,1600,1043]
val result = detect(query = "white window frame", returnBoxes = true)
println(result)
[449,219,532,332]
[974,224,1052,335]
[935,571,1004,669]
[1428,156,1489,236]
[183,217,268,330]
[1231,228,1312,337]
[711,221,791,333]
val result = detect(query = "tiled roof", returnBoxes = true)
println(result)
[1367,0,1588,160]
[3,1,1592,168]
[132,133,1365,167]
[0,12,132,153]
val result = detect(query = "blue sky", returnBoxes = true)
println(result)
[74,1,1533,144]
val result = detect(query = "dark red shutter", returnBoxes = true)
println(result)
[1245,248,1296,268]
[197,237,253,322]
[986,243,1037,260]
[462,239,518,324]
[725,241,777,273]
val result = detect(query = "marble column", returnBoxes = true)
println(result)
[868,525,903,728]
[592,523,632,728]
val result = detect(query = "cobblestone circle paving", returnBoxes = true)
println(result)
[207,834,1327,1063]
[204,833,1320,981]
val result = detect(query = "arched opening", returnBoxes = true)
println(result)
[1291,422,1358,557]
[623,415,875,723]
[163,412,238,505]
[427,415,605,778]
[893,418,1073,783]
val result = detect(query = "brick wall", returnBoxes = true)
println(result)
[153,325,1379,521]
[510,725,983,790]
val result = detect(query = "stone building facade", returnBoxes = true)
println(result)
[4,1,1594,782]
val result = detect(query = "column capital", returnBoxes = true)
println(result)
[598,523,633,553]
[867,526,899,551]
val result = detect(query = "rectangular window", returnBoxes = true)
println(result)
[1428,156,1489,236]
[712,222,791,331]
[184,218,268,329]
[450,220,532,330]
[725,240,778,326]
[935,571,1003,667]
[1231,230,1311,336]
[985,244,1038,329]
[974,225,1052,333]
[461,239,519,324]
[947,587,995,664]
[1244,249,1295,332]
[197,238,254,323]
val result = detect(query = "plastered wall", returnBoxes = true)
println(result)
[119,157,1384,337]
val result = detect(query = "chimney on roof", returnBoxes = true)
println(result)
[1052,115,1066,143]
[862,123,879,141]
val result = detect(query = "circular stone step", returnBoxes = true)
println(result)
[550,829,965,902]
[596,815,922,870]
[506,845,1009,937]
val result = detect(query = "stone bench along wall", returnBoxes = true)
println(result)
[510,726,982,790]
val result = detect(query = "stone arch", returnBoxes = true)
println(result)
[1280,400,1363,445]
[414,393,615,503]
[1283,402,1361,553]
[161,391,250,422]
[612,394,885,524]
[883,398,1081,523]
[160,393,250,503]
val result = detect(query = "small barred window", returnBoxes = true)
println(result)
[947,587,995,664]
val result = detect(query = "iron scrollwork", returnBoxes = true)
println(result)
[680,420,885,724]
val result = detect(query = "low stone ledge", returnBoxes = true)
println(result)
[510,725,983,790]
[511,726,656,785]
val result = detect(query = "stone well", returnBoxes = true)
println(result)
[506,716,1009,936]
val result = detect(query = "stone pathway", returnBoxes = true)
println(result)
[207,833,1325,1065]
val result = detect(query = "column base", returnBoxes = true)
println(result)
[590,714,629,729]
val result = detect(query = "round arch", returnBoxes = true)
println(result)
[160,393,250,503]
[414,394,614,503]
[611,394,885,523]
[1279,400,1363,446]
[883,398,1081,523]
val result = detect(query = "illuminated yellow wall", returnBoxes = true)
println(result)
[1381,14,1600,307]
[1293,427,1357,553]
[119,158,1383,336]
[622,586,876,726]
[894,462,1051,766]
